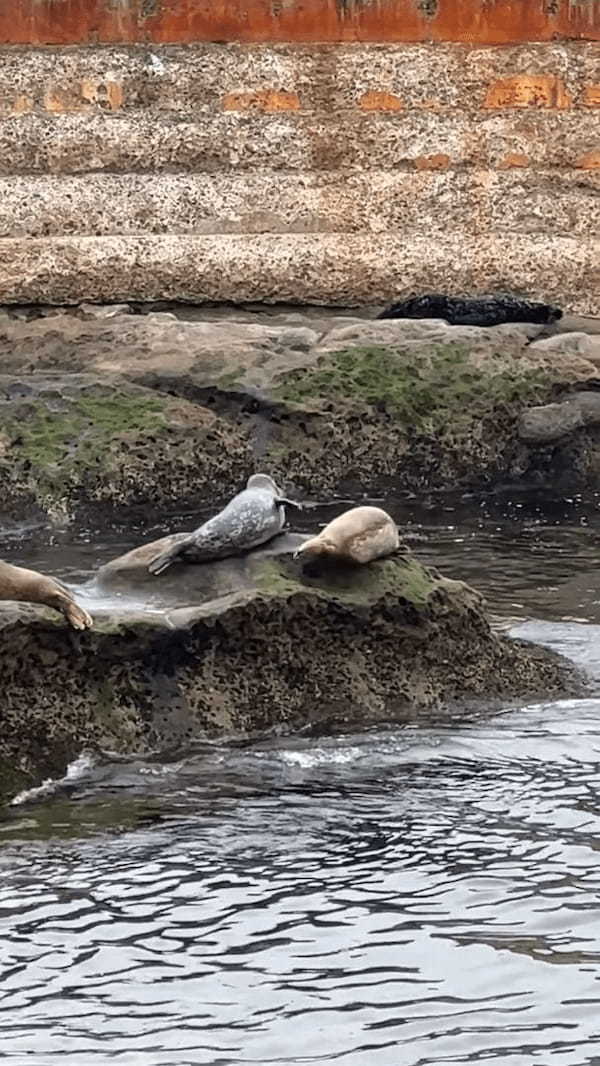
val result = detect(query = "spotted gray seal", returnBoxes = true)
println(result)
[0,560,93,630]
[294,506,400,565]
[148,473,301,575]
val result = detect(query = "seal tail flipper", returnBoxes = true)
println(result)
[148,542,185,576]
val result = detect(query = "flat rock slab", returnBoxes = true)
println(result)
[94,530,308,608]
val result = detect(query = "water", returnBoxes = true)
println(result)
[2,492,600,1065]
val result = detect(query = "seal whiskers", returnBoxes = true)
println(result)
[0,560,93,630]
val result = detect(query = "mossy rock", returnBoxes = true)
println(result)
[0,541,580,806]
[273,344,552,429]
[0,375,253,521]
[95,531,440,614]
[5,389,165,469]
[259,343,559,494]
[0,311,596,508]
[254,553,438,608]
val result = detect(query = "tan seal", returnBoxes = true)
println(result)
[294,506,400,565]
[0,561,93,630]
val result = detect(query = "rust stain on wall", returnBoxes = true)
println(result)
[576,150,600,167]
[583,85,600,106]
[81,80,124,110]
[0,0,598,44]
[499,152,530,167]
[43,79,124,113]
[222,90,300,111]
[484,75,572,109]
[414,153,451,169]
[358,90,403,111]
[12,94,33,114]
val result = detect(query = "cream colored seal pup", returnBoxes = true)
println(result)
[294,506,400,564]
[0,560,93,630]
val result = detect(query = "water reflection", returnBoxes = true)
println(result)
[1,702,600,1064]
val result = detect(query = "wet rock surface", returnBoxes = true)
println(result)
[1,305,600,521]
[95,530,308,600]
[0,534,581,802]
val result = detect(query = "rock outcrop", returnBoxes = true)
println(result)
[0,372,252,522]
[519,391,600,445]
[0,534,581,803]
[1,306,600,522]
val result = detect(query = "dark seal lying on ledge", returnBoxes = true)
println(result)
[377,294,563,327]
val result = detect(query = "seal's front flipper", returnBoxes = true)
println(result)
[276,497,304,510]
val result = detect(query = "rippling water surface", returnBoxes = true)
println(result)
[2,491,600,1065]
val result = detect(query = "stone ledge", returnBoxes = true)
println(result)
[0,112,596,176]
[0,169,598,239]
[0,43,596,116]
[0,232,596,311]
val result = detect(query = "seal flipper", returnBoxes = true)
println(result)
[148,541,187,576]
[275,497,303,510]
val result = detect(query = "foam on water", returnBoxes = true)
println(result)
[10,753,95,807]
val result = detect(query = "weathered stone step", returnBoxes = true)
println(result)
[0,111,596,177]
[0,43,597,118]
[0,232,595,310]
[0,169,598,239]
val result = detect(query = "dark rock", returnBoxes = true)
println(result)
[519,400,585,444]
[0,541,580,803]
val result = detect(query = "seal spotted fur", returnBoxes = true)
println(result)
[0,560,93,630]
[148,473,301,575]
[294,506,400,565]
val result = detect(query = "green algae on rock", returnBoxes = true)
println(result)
[264,343,557,493]
[0,309,599,520]
[0,537,581,804]
[273,344,551,426]
[0,376,253,521]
